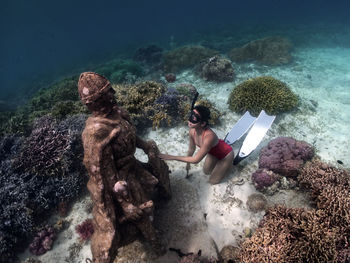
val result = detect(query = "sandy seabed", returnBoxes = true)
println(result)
[19,47,350,263]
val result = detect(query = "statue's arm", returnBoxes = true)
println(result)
[136,136,159,155]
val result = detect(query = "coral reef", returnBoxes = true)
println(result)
[298,159,350,256]
[0,134,23,162]
[298,158,350,197]
[113,81,166,129]
[29,225,56,255]
[194,56,234,82]
[13,114,86,178]
[75,218,94,241]
[174,83,198,98]
[94,59,144,84]
[0,75,87,136]
[239,158,350,262]
[251,168,279,191]
[259,137,314,178]
[133,44,163,65]
[163,45,218,73]
[113,81,217,130]
[228,36,293,65]
[238,205,338,262]
[0,115,88,262]
[246,193,268,213]
[228,76,299,116]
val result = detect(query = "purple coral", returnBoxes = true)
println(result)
[252,169,278,190]
[29,225,56,255]
[259,137,314,177]
[155,88,180,116]
[75,218,94,241]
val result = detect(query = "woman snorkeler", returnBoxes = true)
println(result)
[159,96,234,184]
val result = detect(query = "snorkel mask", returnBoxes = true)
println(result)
[188,111,201,124]
[188,91,200,124]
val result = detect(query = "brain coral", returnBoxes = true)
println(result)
[228,76,299,116]
[259,137,314,177]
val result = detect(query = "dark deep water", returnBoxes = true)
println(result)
[1,0,350,106]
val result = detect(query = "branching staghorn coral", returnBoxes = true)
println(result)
[238,205,338,263]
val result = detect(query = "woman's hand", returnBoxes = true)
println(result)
[158,153,173,160]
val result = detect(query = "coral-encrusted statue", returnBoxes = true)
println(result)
[78,72,171,263]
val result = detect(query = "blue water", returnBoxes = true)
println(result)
[1,0,350,104]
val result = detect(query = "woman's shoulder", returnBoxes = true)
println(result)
[204,128,218,142]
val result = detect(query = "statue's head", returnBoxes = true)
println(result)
[78,72,111,105]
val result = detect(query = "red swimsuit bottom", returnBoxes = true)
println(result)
[208,139,232,160]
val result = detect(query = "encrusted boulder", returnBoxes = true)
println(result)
[259,137,314,177]
[228,36,293,65]
[246,193,268,213]
[195,56,234,82]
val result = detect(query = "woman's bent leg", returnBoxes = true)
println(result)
[203,154,218,175]
[208,151,234,184]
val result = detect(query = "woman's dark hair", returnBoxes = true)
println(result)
[194,105,210,125]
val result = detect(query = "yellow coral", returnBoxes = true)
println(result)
[151,111,171,130]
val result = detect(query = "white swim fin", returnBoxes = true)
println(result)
[233,110,276,165]
[224,111,257,145]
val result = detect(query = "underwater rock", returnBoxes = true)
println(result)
[246,193,267,213]
[228,36,293,65]
[259,137,314,177]
[165,73,176,82]
[195,55,234,82]
[78,72,171,263]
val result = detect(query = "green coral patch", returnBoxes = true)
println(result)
[228,76,298,116]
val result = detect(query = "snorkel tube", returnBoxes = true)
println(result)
[191,91,199,110]
[188,91,201,124]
